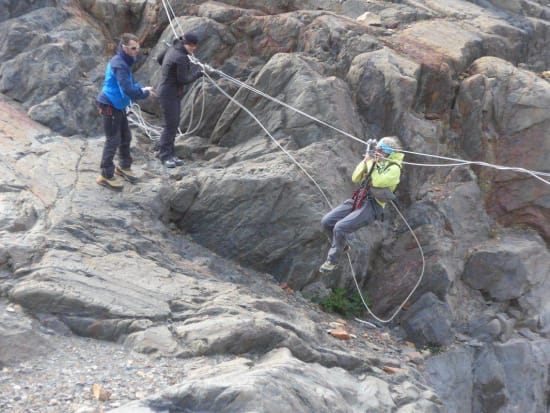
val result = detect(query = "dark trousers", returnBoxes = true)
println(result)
[158,95,181,162]
[100,105,132,178]
[321,198,382,263]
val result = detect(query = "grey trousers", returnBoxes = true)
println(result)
[321,198,382,263]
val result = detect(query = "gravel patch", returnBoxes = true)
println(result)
[0,332,215,413]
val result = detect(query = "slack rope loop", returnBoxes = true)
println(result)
[127,103,163,141]
[351,199,426,324]
[127,76,208,141]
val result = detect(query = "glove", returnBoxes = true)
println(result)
[195,71,204,80]
[141,86,155,97]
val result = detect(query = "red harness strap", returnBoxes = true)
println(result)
[351,188,369,210]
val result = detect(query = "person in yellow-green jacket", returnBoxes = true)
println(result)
[319,136,404,273]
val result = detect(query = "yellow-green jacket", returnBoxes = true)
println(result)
[351,152,404,207]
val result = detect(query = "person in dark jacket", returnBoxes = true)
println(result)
[96,33,155,191]
[157,32,203,168]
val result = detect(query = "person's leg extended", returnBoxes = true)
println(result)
[326,201,379,264]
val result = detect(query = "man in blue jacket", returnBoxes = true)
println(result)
[96,33,155,191]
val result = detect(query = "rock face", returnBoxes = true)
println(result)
[0,0,549,412]
[453,57,550,241]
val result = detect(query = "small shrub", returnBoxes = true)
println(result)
[319,288,369,318]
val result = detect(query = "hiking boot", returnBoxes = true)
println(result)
[319,259,336,273]
[162,158,176,168]
[172,156,184,166]
[96,175,123,192]
[115,166,138,184]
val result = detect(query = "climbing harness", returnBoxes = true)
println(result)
[351,163,375,211]
[145,0,550,325]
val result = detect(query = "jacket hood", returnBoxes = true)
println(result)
[387,151,404,164]
[117,44,136,66]
[172,39,190,54]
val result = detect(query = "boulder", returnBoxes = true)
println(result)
[0,7,106,135]
[399,292,455,347]
[347,47,419,137]
[452,57,550,241]
[463,230,550,334]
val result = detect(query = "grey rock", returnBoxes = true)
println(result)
[124,325,180,356]
[109,348,432,413]
[463,231,550,333]
[400,292,455,347]
[0,300,53,367]
[424,347,475,413]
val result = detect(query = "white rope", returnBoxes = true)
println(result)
[223,70,550,183]
[129,0,207,142]
[127,56,208,141]
[160,0,179,40]
[402,160,470,168]
[182,76,208,136]
[400,148,550,185]
[127,103,163,140]
[212,70,368,146]
[202,71,333,208]
[352,199,426,324]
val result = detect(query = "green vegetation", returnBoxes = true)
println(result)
[424,343,446,355]
[318,288,369,318]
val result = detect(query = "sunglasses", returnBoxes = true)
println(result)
[375,142,393,156]
[124,45,140,51]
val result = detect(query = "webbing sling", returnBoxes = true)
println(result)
[351,161,376,210]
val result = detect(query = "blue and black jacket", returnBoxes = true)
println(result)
[97,46,149,110]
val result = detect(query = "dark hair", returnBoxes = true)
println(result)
[120,33,139,45]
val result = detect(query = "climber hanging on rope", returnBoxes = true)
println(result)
[319,136,404,273]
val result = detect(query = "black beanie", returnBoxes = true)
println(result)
[182,32,199,45]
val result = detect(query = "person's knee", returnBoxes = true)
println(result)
[321,215,333,230]
[332,221,343,235]
[333,220,354,235]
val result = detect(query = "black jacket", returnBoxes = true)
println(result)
[157,40,201,98]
